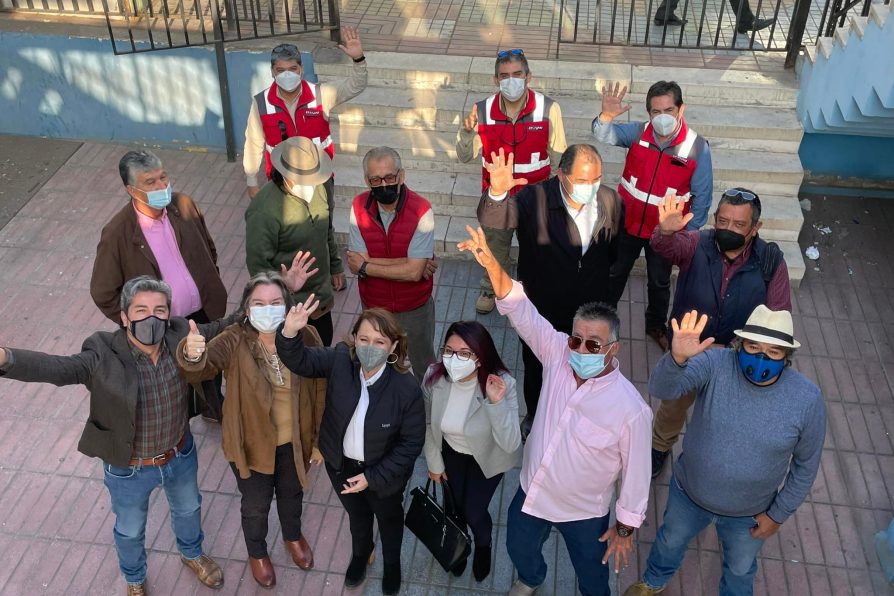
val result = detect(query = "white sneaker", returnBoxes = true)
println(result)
[507,579,539,595]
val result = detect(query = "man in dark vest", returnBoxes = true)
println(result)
[594,81,713,352]
[345,146,437,382]
[457,48,567,315]
[648,188,792,478]
[243,27,368,199]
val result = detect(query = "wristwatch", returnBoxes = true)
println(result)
[358,261,369,279]
[352,54,366,63]
[615,522,634,538]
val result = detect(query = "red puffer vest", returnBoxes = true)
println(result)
[352,187,434,313]
[476,89,552,195]
[618,119,703,238]
[254,80,334,180]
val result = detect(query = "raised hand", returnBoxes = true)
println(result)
[657,194,693,235]
[184,320,206,361]
[485,148,528,196]
[600,81,632,122]
[458,225,497,270]
[462,104,478,132]
[670,310,715,365]
[337,26,364,59]
[281,250,319,293]
[283,293,320,338]
[485,374,506,403]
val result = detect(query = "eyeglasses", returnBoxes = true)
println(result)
[441,346,476,361]
[723,188,761,209]
[497,48,525,58]
[367,172,400,187]
[567,335,616,354]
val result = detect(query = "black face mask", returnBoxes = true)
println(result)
[370,184,400,205]
[129,315,169,346]
[715,228,747,252]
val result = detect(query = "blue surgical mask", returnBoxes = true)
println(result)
[141,184,172,209]
[249,304,286,334]
[568,351,607,379]
[737,348,785,385]
[568,181,600,205]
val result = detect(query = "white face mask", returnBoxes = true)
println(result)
[651,113,678,137]
[275,70,302,92]
[567,180,601,205]
[499,77,526,102]
[442,354,477,382]
[287,183,317,202]
[249,304,286,334]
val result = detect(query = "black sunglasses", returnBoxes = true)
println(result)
[723,188,761,209]
[497,48,524,58]
[567,335,615,354]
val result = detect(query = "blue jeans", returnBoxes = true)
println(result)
[506,487,610,596]
[102,432,204,585]
[643,474,766,596]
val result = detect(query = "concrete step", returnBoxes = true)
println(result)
[331,87,804,141]
[315,52,800,106]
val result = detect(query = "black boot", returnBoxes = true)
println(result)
[451,557,467,576]
[344,554,369,588]
[472,545,492,582]
[382,563,401,595]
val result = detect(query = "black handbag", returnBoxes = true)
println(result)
[404,479,472,572]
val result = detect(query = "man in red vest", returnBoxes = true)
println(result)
[593,81,713,351]
[345,146,437,381]
[457,48,567,315]
[243,27,368,199]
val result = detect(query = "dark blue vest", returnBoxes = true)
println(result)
[670,230,769,346]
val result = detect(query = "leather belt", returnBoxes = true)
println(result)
[129,434,187,467]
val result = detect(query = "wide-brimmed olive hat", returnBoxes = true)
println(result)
[269,136,332,186]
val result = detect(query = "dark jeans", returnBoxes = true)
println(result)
[654,0,755,23]
[441,440,503,547]
[607,230,673,332]
[506,487,610,596]
[521,339,543,419]
[230,442,304,559]
[311,311,334,347]
[326,460,406,565]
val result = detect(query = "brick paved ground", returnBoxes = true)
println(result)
[0,141,892,595]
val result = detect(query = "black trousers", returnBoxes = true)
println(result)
[441,440,503,547]
[312,311,334,347]
[521,316,572,418]
[654,0,755,23]
[230,442,304,559]
[607,230,673,332]
[326,460,406,565]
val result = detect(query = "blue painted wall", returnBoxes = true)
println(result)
[0,31,315,152]
[800,133,894,182]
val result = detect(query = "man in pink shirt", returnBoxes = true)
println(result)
[459,226,652,596]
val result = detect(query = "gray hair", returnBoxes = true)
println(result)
[119,150,163,187]
[572,302,620,342]
[239,271,294,318]
[271,43,302,67]
[362,146,402,175]
[120,275,172,312]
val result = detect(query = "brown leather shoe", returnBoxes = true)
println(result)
[126,583,147,596]
[284,536,314,570]
[249,556,276,588]
[646,327,670,352]
[181,554,224,589]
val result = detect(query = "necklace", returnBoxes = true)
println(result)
[258,340,285,386]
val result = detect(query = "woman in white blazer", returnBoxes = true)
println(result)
[422,320,522,582]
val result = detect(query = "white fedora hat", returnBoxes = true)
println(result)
[733,304,800,349]
[269,136,333,186]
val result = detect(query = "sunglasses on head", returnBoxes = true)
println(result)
[567,335,615,354]
[497,48,524,58]
[723,188,761,208]
[272,44,300,54]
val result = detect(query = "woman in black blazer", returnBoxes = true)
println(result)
[276,294,425,596]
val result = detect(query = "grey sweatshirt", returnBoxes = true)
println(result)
[650,349,826,522]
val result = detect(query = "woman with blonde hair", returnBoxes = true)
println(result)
[276,296,425,596]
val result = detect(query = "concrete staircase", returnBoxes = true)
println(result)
[315,53,807,284]
[798,2,893,136]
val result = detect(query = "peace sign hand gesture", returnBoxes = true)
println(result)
[670,310,715,365]
[485,148,527,197]
[600,81,632,122]
[283,294,320,338]
[657,194,693,235]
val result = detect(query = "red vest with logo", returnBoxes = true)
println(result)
[254,81,335,180]
[352,187,434,313]
[618,119,703,238]
[476,89,552,195]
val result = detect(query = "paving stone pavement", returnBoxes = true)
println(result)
[0,141,892,595]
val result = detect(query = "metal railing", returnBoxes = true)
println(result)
[819,0,889,36]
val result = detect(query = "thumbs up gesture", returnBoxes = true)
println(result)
[184,320,206,362]
[463,103,478,132]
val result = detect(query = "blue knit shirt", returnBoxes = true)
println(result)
[649,349,826,522]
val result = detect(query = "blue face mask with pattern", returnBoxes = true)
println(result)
[737,348,785,385]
